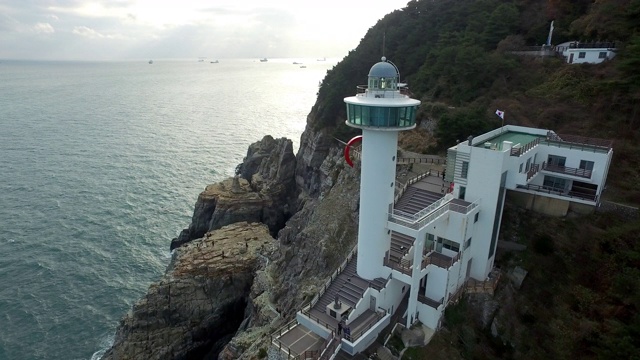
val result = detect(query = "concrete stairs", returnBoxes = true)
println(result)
[389,231,414,262]
[313,258,369,314]
[395,187,442,215]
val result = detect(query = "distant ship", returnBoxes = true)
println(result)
[210,60,219,63]
[317,57,326,61]
[300,65,307,68]
[148,60,153,64]
[260,58,268,62]
[293,61,301,64]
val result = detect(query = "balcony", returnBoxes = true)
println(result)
[542,161,592,179]
[417,293,443,309]
[383,251,412,276]
[516,184,598,202]
[422,251,460,270]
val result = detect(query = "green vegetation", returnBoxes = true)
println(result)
[313,0,640,204]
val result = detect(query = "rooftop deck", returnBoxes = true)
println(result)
[476,131,544,151]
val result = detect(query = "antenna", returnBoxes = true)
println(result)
[383,32,386,58]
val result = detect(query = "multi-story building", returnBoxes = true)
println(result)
[271,58,613,359]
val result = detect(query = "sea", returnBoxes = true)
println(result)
[0,58,336,360]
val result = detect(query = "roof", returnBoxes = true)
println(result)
[368,59,398,78]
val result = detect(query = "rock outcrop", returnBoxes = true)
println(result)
[170,136,296,250]
[103,222,275,360]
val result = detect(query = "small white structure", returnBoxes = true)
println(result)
[272,59,614,358]
[557,41,617,64]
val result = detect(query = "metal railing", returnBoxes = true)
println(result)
[394,170,432,204]
[383,251,413,276]
[510,137,541,157]
[541,161,592,178]
[389,197,480,231]
[421,251,461,270]
[516,184,598,202]
[396,157,445,165]
[355,85,411,97]
[527,163,540,180]
[301,245,358,314]
[345,310,386,343]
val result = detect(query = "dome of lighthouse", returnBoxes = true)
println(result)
[368,58,398,78]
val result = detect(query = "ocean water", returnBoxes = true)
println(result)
[0,58,335,360]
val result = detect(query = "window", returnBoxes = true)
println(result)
[474,212,479,223]
[464,237,472,250]
[525,158,531,172]
[578,52,586,58]
[598,52,607,59]
[579,160,594,171]
[459,186,466,200]
[519,163,523,173]
[543,175,567,192]
[461,161,469,179]
[441,238,460,252]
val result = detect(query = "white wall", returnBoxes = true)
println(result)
[425,266,447,301]
[357,129,398,280]
[376,278,407,315]
[346,291,370,325]
[416,302,442,329]
[566,48,615,64]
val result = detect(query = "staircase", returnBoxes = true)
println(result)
[311,258,370,319]
[389,232,414,262]
[394,187,443,215]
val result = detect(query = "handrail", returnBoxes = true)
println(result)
[302,245,358,312]
[541,161,592,178]
[516,184,598,202]
[389,197,480,230]
[344,311,386,343]
[394,170,431,204]
[510,137,541,157]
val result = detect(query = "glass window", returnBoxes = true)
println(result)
[578,52,586,58]
[474,212,479,223]
[519,163,523,173]
[464,237,472,249]
[598,52,607,59]
[459,186,466,200]
[526,158,531,172]
[579,160,594,171]
[461,161,469,178]
[442,239,460,252]
[543,175,567,192]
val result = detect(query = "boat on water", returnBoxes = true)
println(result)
[293,61,301,64]
[210,60,219,63]
[300,65,307,68]
[260,58,268,62]
[148,60,153,64]
[317,57,326,61]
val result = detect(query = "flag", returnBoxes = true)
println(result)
[495,109,505,120]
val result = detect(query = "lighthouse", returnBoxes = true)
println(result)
[344,57,420,280]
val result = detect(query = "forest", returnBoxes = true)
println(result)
[310,0,640,358]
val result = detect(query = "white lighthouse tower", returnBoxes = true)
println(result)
[344,57,421,280]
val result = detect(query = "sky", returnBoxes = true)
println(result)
[0,0,410,61]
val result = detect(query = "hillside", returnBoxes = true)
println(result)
[312,0,640,205]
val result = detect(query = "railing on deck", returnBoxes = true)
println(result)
[541,161,592,178]
[510,137,541,157]
[394,170,432,204]
[396,157,445,165]
[516,184,598,202]
[389,197,480,231]
[383,251,413,275]
[526,163,540,180]
[421,251,460,270]
[345,311,386,343]
[301,245,358,314]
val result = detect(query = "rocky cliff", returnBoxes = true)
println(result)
[105,116,361,359]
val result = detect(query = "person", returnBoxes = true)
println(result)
[338,321,343,335]
[442,168,446,180]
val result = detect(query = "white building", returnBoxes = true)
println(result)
[271,59,614,359]
[557,41,617,64]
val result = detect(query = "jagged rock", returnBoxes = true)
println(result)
[102,223,274,360]
[171,137,296,250]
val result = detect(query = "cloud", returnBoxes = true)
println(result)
[33,22,55,33]
[72,25,120,39]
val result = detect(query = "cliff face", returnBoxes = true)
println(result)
[102,222,275,360]
[106,121,358,359]
[170,136,296,250]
